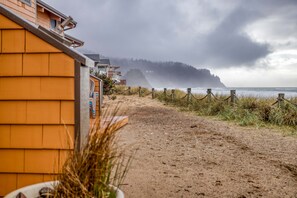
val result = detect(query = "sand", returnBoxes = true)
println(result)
[105,95,297,198]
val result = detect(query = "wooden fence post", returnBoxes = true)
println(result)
[187,88,192,105]
[171,89,175,101]
[278,93,285,107]
[230,90,236,106]
[152,88,155,99]
[138,86,141,97]
[207,89,212,103]
[128,86,131,95]
[164,88,167,100]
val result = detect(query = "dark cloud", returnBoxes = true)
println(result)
[196,8,271,67]
[45,0,297,69]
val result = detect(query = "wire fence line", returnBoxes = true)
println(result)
[114,86,297,109]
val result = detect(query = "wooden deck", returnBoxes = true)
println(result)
[90,116,129,132]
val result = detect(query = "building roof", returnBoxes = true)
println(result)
[65,33,84,48]
[37,0,77,27]
[85,54,100,62]
[99,59,110,65]
[0,4,94,67]
[90,74,103,82]
[110,66,120,69]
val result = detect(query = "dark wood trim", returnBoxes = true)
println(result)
[0,5,86,64]
[74,61,81,151]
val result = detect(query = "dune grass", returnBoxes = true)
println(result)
[115,86,297,132]
[54,107,134,198]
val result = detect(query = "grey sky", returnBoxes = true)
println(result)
[44,0,297,86]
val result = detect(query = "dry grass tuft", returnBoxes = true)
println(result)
[54,107,133,198]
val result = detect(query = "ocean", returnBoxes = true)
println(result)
[186,87,297,98]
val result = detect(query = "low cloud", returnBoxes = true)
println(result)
[45,0,296,70]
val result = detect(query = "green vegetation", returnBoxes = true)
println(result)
[114,86,297,132]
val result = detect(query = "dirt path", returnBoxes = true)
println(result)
[105,95,297,198]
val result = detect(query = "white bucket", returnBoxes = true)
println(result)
[4,181,124,198]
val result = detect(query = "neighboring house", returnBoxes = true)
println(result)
[119,79,127,86]
[0,1,127,196]
[85,54,124,84]
[98,59,111,76]
[0,0,83,48]
[85,54,110,76]
[108,66,122,83]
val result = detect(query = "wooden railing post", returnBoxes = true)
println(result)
[230,90,236,106]
[278,93,285,108]
[207,89,212,103]
[187,88,192,105]
[138,86,141,97]
[152,88,155,99]
[164,88,167,100]
[171,89,175,101]
[128,86,131,95]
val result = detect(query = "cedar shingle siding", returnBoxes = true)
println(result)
[0,13,75,196]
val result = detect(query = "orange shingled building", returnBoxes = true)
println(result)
[0,0,127,196]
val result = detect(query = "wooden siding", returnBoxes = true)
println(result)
[36,8,50,29]
[0,14,75,196]
[90,76,101,117]
[0,0,36,24]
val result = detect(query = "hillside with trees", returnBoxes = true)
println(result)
[110,58,225,88]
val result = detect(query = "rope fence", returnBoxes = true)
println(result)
[115,86,297,109]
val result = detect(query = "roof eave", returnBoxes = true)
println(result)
[36,0,77,27]
[0,4,94,68]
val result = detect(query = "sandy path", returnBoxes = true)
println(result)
[105,95,297,198]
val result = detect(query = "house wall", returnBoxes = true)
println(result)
[36,8,50,29]
[90,76,101,117]
[0,14,75,196]
[0,0,36,24]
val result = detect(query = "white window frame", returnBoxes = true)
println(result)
[20,0,31,6]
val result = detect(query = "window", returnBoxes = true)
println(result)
[20,0,31,6]
[50,19,57,29]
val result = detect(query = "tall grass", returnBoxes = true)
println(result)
[115,86,297,130]
[54,107,133,198]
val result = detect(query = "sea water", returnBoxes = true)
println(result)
[188,87,297,98]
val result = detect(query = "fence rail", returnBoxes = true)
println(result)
[114,86,297,109]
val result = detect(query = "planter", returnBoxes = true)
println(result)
[4,181,124,198]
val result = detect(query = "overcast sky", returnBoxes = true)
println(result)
[45,0,297,87]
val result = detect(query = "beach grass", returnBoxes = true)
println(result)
[54,107,133,198]
[115,86,297,131]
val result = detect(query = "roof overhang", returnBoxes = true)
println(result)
[65,33,84,48]
[0,4,94,68]
[90,74,103,82]
[36,0,77,29]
